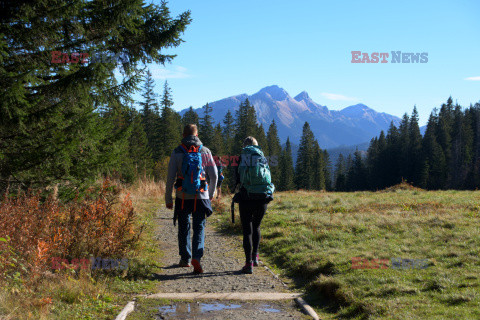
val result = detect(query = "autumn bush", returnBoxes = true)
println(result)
[0,179,142,284]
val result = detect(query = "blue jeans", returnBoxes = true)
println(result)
[175,198,212,262]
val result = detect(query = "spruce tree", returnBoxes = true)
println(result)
[323,150,333,191]
[345,154,355,191]
[376,130,388,189]
[349,150,367,190]
[117,106,151,182]
[140,70,161,161]
[233,99,259,155]
[128,108,152,179]
[334,153,347,191]
[210,123,225,156]
[199,103,214,146]
[295,122,315,189]
[408,106,423,185]
[278,137,295,191]
[366,137,379,189]
[161,81,174,109]
[256,124,268,151]
[398,113,410,181]
[436,99,454,186]
[182,106,199,127]
[422,112,446,189]
[385,122,401,186]
[222,110,235,154]
[312,141,326,190]
[266,120,282,185]
[159,81,182,158]
[0,0,191,192]
[468,103,480,188]
[462,105,476,188]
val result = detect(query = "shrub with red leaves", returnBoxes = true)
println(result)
[0,179,141,282]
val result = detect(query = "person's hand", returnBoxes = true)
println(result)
[166,203,173,210]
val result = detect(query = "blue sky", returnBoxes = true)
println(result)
[141,0,480,125]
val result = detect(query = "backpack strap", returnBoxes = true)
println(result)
[194,194,197,212]
[181,191,185,209]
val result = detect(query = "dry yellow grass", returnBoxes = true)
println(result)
[118,177,165,203]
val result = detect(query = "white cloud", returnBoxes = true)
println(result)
[465,76,480,81]
[150,65,190,79]
[321,92,358,101]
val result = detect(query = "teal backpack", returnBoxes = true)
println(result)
[238,145,275,197]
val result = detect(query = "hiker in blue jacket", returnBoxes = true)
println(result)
[165,124,218,274]
[234,136,274,274]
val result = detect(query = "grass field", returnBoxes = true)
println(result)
[214,184,480,319]
[3,181,479,319]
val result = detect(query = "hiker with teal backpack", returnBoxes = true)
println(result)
[165,124,218,274]
[232,136,275,274]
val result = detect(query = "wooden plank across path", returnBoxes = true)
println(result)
[143,292,303,301]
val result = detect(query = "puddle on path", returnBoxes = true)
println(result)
[155,301,282,319]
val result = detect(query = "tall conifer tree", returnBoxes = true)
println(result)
[199,103,214,146]
[278,138,295,191]
[295,122,315,189]
[408,106,423,185]
[266,120,282,185]
[0,0,191,192]
[182,107,199,127]
[222,110,235,155]
[140,70,161,161]
[335,154,347,191]
[159,81,181,158]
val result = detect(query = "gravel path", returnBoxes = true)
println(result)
[132,207,307,319]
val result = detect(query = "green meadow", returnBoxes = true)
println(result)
[214,185,480,319]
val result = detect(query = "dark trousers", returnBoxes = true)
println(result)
[239,200,267,263]
[175,198,211,262]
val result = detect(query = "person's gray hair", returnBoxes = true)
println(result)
[243,136,258,147]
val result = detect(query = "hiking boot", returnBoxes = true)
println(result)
[191,259,203,274]
[178,259,191,267]
[252,254,260,267]
[241,262,253,274]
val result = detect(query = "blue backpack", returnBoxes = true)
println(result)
[176,144,208,210]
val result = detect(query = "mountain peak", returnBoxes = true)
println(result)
[294,91,311,101]
[341,103,372,113]
[256,85,289,101]
[179,87,401,148]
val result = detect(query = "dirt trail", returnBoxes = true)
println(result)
[129,207,308,319]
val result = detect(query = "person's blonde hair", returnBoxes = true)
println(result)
[183,124,198,136]
[243,136,258,147]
